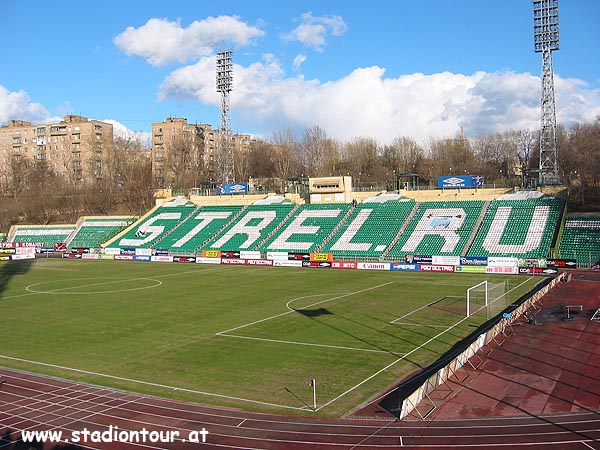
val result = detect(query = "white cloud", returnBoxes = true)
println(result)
[292,54,307,72]
[158,59,600,144]
[282,12,348,52]
[104,120,152,148]
[0,85,50,125]
[114,16,264,67]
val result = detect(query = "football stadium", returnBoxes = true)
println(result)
[1,176,600,448]
[2,0,600,446]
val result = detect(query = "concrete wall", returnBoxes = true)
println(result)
[188,192,305,206]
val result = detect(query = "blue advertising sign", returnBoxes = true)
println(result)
[217,183,249,195]
[390,263,419,271]
[438,176,484,189]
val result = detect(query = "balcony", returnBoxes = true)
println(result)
[50,126,67,135]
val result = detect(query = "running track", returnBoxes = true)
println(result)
[1,272,599,450]
[1,367,598,450]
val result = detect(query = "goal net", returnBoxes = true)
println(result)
[466,280,509,319]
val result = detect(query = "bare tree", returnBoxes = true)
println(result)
[381,136,423,174]
[112,136,154,214]
[428,136,477,179]
[516,129,536,167]
[163,131,206,190]
[301,125,333,176]
[271,128,300,180]
[562,118,600,207]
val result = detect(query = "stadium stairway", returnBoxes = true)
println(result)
[315,202,357,252]
[467,195,564,258]
[385,200,486,259]
[201,203,297,253]
[252,203,301,251]
[461,200,491,256]
[156,205,246,254]
[379,201,419,261]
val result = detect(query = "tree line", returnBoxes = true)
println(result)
[237,117,599,205]
[0,136,154,232]
[1,116,598,233]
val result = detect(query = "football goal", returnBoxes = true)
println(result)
[466,280,509,318]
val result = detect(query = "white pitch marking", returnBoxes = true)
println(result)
[0,354,310,412]
[222,333,396,354]
[217,282,394,336]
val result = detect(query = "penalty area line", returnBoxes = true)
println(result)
[221,333,398,354]
[316,311,473,412]
[319,277,545,411]
[0,354,309,412]
[217,281,394,336]
[390,296,463,324]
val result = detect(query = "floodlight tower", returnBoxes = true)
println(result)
[216,49,234,183]
[533,0,560,185]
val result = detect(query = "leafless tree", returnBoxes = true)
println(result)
[301,125,334,176]
[271,128,301,183]
[381,136,423,174]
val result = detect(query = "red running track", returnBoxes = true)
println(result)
[1,272,599,450]
[1,367,599,450]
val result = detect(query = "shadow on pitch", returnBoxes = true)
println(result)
[283,387,312,410]
[296,307,334,317]
[0,258,34,299]
[293,307,412,358]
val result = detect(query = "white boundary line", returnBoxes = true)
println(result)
[390,296,463,324]
[217,282,394,336]
[0,265,317,412]
[1,266,545,416]
[221,333,395,354]
[316,310,475,411]
[216,282,395,355]
[317,276,542,411]
[390,276,538,324]
[0,354,309,412]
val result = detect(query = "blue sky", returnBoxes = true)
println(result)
[1,0,598,145]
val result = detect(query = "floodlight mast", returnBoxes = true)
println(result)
[216,50,234,184]
[533,0,560,185]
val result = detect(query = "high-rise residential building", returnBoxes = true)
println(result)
[151,117,251,188]
[0,115,113,193]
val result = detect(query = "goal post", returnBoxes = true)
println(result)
[466,280,487,317]
[467,279,510,319]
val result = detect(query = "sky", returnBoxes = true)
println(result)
[1,0,599,146]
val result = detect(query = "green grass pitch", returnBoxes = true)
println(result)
[0,259,542,416]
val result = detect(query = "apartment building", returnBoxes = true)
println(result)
[0,115,113,193]
[151,117,251,187]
